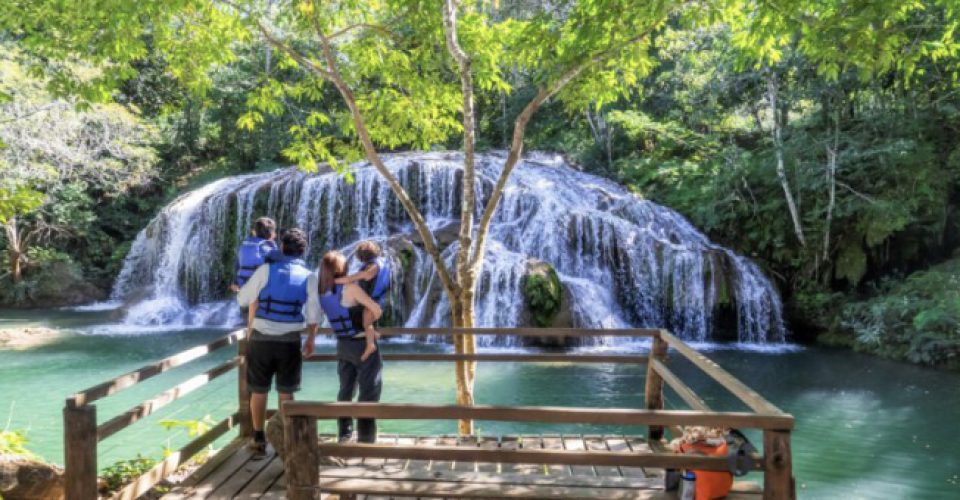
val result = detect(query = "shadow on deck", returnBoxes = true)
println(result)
[161,434,762,499]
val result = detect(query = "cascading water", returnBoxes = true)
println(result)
[110,151,786,344]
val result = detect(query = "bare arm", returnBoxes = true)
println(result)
[237,265,268,307]
[303,271,321,356]
[334,264,378,285]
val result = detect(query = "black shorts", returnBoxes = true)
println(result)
[246,337,302,394]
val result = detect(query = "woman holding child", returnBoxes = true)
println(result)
[316,243,387,444]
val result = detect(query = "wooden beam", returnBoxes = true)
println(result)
[651,359,710,411]
[305,353,649,364]
[659,330,788,416]
[314,327,659,337]
[285,415,319,500]
[238,339,252,439]
[283,402,795,430]
[63,403,97,500]
[69,330,243,408]
[644,334,668,440]
[319,466,662,489]
[763,430,795,500]
[315,442,762,471]
[97,357,239,442]
[109,413,239,500]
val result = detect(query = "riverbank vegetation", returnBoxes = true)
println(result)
[1,1,959,368]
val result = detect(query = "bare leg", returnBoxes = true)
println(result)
[360,308,379,362]
[246,300,257,339]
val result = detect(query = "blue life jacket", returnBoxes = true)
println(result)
[255,256,311,323]
[236,236,278,287]
[318,285,361,338]
[360,257,391,304]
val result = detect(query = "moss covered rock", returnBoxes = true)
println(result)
[523,260,564,327]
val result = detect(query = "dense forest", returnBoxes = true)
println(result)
[2,0,960,369]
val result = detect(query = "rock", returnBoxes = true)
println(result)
[0,327,62,350]
[0,455,64,500]
[521,260,577,347]
[407,221,460,249]
[265,412,286,459]
[522,260,564,326]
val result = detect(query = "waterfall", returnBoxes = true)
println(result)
[111,151,786,344]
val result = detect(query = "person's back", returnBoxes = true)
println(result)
[236,228,319,458]
[234,217,279,290]
[255,255,312,324]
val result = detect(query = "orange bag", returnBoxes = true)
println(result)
[679,440,734,500]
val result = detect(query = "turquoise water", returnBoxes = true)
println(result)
[1,309,958,499]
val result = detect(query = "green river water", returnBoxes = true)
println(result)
[1,308,958,499]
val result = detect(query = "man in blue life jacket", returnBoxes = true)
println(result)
[230,217,282,292]
[237,228,320,457]
[334,240,390,362]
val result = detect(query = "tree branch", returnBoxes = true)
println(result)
[329,23,398,41]
[309,0,460,300]
[469,24,662,271]
[443,0,477,303]
[253,20,333,80]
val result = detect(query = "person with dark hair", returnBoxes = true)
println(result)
[232,217,284,336]
[334,240,391,362]
[231,217,281,292]
[237,228,319,457]
[317,250,383,443]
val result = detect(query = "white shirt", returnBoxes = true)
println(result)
[237,263,320,336]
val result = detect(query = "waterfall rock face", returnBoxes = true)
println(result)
[111,151,786,345]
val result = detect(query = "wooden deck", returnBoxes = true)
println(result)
[64,329,792,499]
[161,434,762,499]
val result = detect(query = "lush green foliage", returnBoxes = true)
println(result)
[835,258,960,369]
[99,455,158,493]
[0,429,37,458]
[159,415,217,461]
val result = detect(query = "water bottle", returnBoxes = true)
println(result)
[680,470,696,500]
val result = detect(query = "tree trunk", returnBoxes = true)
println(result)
[444,0,479,435]
[823,110,839,262]
[766,73,806,247]
[10,249,22,283]
[4,217,23,283]
[450,291,476,435]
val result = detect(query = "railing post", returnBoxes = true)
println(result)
[63,399,97,500]
[644,331,668,440]
[285,412,319,500]
[238,338,252,439]
[763,429,796,500]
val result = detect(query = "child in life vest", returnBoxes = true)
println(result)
[335,241,387,362]
[231,217,280,337]
[670,426,734,500]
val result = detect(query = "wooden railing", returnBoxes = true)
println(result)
[62,327,795,500]
[62,330,248,500]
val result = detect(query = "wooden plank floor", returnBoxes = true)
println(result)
[161,434,762,499]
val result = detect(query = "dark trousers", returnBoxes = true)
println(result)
[336,339,383,442]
